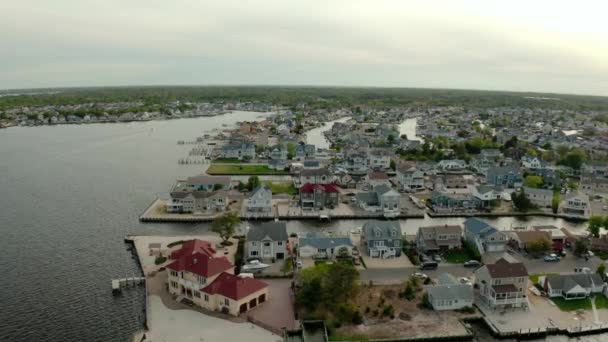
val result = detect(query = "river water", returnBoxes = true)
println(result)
[0,111,601,342]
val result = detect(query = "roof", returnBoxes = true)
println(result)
[464,217,498,236]
[368,171,388,180]
[356,192,379,206]
[201,272,268,300]
[523,186,553,197]
[438,272,458,285]
[427,276,473,302]
[303,160,320,168]
[419,224,462,236]
[251,185,271,197]
[485,258,528,278]
[545,273,604,293]
[185,174,231,186]
[492,284,518,294]
[374,184,398,196]
[299,236,353,249]
[514,231,552,244]
[170,239,216,259]
[299,183,339,193]
[166,252,233,278]
[362,220,401,240]
[247,222,288,241]
[300,168,331,177]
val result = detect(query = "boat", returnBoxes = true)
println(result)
[241,260,271,271]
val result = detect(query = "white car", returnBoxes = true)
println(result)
[459,277,472,285]
[413,272,428,279]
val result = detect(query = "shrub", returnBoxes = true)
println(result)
[154,256,167,265]
[372,309,379,316]
[382,305,395,317]
[365,306,370,313]
[167,240,184,248]
[418,293,432,309]
[289,232,298,238]
[352,311,363,325]
[423,277,432,285]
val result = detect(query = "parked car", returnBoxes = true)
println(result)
[419,261,438,270]
[459,277,471,285]
[413,272,428,279]
[544,254,560,262]
[464,260,481,268]
[433,255,442,262]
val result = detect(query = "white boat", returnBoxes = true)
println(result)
[241,260,271,271]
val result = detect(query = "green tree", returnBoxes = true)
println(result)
[597,264,606,278]
[247,175,260,191]
[526,238,551,256]
[213,183,224,191]
[588,216,604,238]
[287,142,295,160]
[555,145,570,158]
[558,150,586,170]
[297,262,359,313]
[512,190,536,212]
[526,149,537,157]
[524,175,543,188]
[552,192,560,214]
[211,211,240,244]
[390,159,396,171]
[574,239,589,257]
[387,134,395,144]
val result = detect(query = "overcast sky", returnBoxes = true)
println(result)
[2,0,607,95]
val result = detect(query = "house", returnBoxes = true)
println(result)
[536,168,561,189]
[296,168,333,187]
[523,186,553,208]
[368,149,392,169]
[486,165,523,188]
[580,175,608,195]
[247,185,272,213]
[367,171,391,190]
[472,185,501,208]
[356,184,400,217]
[268,145,288,170]
[396,164,425,191]
[511,230,552,251]
[521,154,542,169]
[167,190,228,214]
[532,225,567,245]
[294,144,316,160]
[464,217,507,254]
[201,272,269,316]
[361,220,402,258]
[442,175,468,189]
[219,141,255,160]
[178,174,231,192]
[246,222,289,260]
[474,258,529,309]
[298,233,354,259]
[166,239,268,316]
[559,192,591,219]
[437,159,467,172]
[480,149,503,161]
[416,225,462,254]
[430,190,476,212]
[342,149,368,172]
[542,273,604,300]
[426,273,474,311]
[303,159,321,170]
[299,183,340,210]
[470,154,495,175]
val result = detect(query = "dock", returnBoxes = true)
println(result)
[112,277,145,293]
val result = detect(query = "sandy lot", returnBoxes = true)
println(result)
[336,284,471,339]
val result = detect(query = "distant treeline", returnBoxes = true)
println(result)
[2,86,608,111]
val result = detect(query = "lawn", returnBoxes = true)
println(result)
[443,250,472,264]
[594,294,608,309]
[213,158,243,163]
[264,181,298,195]
[551,297,592,311]
[529,273,558,285]
[207,164,289,175]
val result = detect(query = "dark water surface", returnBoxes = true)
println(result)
[0,111,603,342]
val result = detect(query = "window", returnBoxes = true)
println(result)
[197,275,206,285]
[224,298,230,306]
[194,291,201,298]
[394,240,400,247]
[264,242,271,247]
[251,251,258,256]
[170,271,178,277]
[251,241,257,246]
[277,241,283,246]
[204,294,209,302]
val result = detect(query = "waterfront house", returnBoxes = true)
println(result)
[342,149,368,172]
[200,272,269,316]
[522,186,553,208]
[268,145,288,170]
[219,141,255,160]
[247,185,272,213]
[361,220,402,258]
[296,168,333,187]
[180,174,231,192]
[580,175,608,195]
[486,165,523,188]
[356,184,400,217]
[541,273,604,300]
[474,258,529,309]
[416,225,462,254]
[430,190,476,212]
[299,183,339,210]
[246,222,289,260]
[426,273,474,311]
[298,233,353,259]
[437,159,467,172]
[559,192,591,219]
[396,163,425,191]
[294,143,316,160]
[302,159,321,170]
[367,148,392,169]
[510,230,552,251]
[464,217,507,254]
[367,171,391,190]
[471,185,501,208]
[531,225,567,245]
[167,190,228,214]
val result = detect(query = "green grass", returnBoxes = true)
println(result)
[594,294,608,309]
[213,158,243,163]
[529,273,558,285]
[551,297,592,311]
[596,250,608,260]
[207,164,289,175]
[444,250,472,264]
[264,181,297,195]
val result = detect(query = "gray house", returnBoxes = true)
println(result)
[246,222,289,260]
[542,273,605,300]
[298,233,354,259]
[426,273,474,311]
[356,184,400,217]
[247,185,272,213]
[464,217,507,254]
[295,144,316,160]
[219,141,255,160]
[361,220,402,258]
[486,165,523,188]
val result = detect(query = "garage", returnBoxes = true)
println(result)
[258,294,266,303]
[239,303,248,313]
[276,252,285,259]
[249,298,257,308]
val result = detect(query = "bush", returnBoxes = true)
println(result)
[167,240,184,248]
[289,232,298,238]
[372,309,379,316]
[423,277,432,285]
[220,240,234,246]
[365,306,370,313]
[154,256,167,265]
[382,305,395,317]
[418,293,432,309]
[352,311,363,325]
[234,238,245,274]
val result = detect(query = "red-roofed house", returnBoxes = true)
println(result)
[201,272,269,315]
[166,239,269,316]
[299,183,340,210]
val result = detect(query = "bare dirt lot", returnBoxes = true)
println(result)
[335,284,472,340]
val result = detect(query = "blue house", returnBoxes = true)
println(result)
[486,165,523,188]
[463,218,507,254]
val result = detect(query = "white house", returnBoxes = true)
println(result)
[521,154,542,169]
[523,186,553,208]
[246,222,289,260]
[298,234,353,259]
[437,159,467,172]
[541,273,605,300]
[368,149,392,169]
[247,185,272,213]
[426,273,474,311]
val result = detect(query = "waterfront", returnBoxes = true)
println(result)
[305,116,351,149]
[0,111,603,342]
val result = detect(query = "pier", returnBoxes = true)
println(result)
[111,277,145,293]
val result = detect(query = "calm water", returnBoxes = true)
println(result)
[398,117,422,141]
[305,116,351,149]
[0,111,601,342]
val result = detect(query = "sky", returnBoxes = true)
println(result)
[2,0,608,96]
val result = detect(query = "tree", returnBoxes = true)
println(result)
[213,183,224,191]
[297,262,359,313]
[558,150,586,170]
[597,264,606,278]
[287,142,295,160]
[588,216,604,238]
[524,175,543,188]
[247,175,260,191]
[574,240,588,257]
[511,190,536,212]
[555,145,570,158]
[387,134,395,144]
[552,192,560,214]
[526,148,537,157]
[211,211,240,244]
[526,238,551,256]
[390,159,396,171]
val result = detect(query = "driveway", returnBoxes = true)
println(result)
[360,264,474,285]
[247,278,298,332]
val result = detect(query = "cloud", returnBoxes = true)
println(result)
[1,0,607,95]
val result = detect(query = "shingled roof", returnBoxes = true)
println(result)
[486,258,528,278]
[201,272,268,300]
[247,222,289,241]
